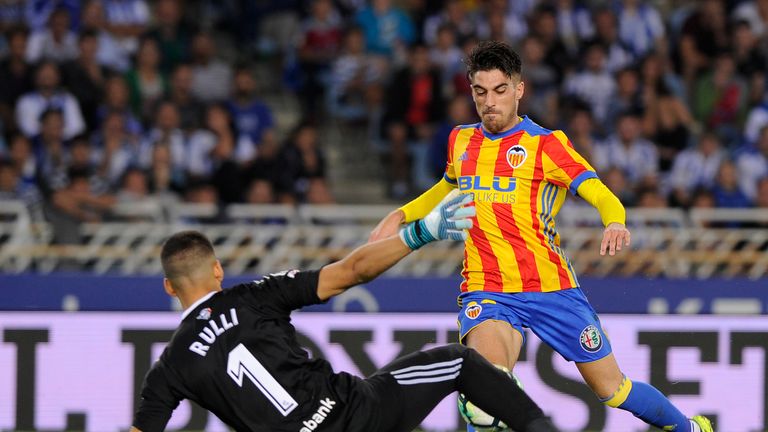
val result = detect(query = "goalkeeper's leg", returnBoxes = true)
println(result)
[364,343,557,432]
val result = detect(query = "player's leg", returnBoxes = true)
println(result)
[365,344,558,432]
[464,320,525,370]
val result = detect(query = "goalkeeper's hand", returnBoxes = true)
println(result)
[399,191,475,250]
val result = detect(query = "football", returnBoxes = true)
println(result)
[457,371,523,432]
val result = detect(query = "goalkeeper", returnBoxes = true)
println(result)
[130,193,558,432]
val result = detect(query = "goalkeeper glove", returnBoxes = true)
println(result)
[399,191,475,250]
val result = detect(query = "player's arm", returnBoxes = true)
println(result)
[131,362,182,432]
[575,178,631,256]
[368,177,456,242]
[319,192,473,300]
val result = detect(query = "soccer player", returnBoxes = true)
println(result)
[129,194,559,432]
[369,41,713,432]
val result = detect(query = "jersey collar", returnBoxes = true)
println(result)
[481,115,529,140]
[181,291,217,320]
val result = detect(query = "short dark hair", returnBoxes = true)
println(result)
[161,231,215,280]
[466,40,522,81]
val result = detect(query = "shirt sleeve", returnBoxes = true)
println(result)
[541,130,598,195]
[241,269,323,314]
[133,360,182,432]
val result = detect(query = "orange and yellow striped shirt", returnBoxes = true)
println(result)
[445,116,597,293]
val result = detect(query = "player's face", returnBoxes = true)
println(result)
[470,69,524,134]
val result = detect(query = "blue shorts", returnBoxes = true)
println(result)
[457,288,612,363]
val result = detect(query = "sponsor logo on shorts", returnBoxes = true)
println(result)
[465,303,482,319]
[579,325,603,352]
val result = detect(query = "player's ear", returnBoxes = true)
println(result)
[516,80,525,100]
[213,259,224,283]
[163,278,178,297]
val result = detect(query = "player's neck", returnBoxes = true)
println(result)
[178,286,222,311]
[482,115,523,136]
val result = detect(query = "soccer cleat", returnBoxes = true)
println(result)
[691,415,713,432]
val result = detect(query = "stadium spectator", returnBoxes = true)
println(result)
[295,0,343,120]
[188,104,255,204]
[382,44,444,196]
[563,42,616,125]
[147,141,184,197]
[593,110,658,183]
[519,35,559,128]
[101,0,150,55]
[422,0,476,46]
[165,63,203,132]
[91,110,143,186]
[743,97,768,147]
[635,185,668,208]
[125,37,168,122]
[566,103,598,163]
[731,20,767,108]
[476,0,528,45]
[115,166,150,203]
[554,0,594,57]
[676,0,729,86]
[588,6,634,73]
[639,51,685,101]
[0,158,44,221]
[527,5,571,84]
[24,0,80,32]
[642,79,695,171]
[227,65,276,148]
[615,0,665,59]
[245,178,275,204]
[692,52,747,145]
[0,26,33,132]
[603,166,635,206]
[144,100,186,177]
[144,0,191,73]
[26,7,78,63]
[755,176,768,209]
[31,108,70,190]
[736,125,768,200]
[275,122,331,204]
[606,67,643,135]
[428,24,463,94]
[49,167,116,234]
[355,0,415,58]
[327,26,386,122]
[79,0,130,72]
[60,30,112,130]
[189,32,232,103]
[731,0,768,37]
[15,61,85,140]
[712,159,752,208]
[4,133,35,184]
[0,0,24,34]
[428,95,474,180]
[97,75,142,136]
[668,132,725,207]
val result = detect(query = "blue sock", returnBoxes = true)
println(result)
[601,376,691,431]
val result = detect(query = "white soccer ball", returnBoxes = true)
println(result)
[457,370,523,432]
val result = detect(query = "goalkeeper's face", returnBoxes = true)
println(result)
[470,69,524,134]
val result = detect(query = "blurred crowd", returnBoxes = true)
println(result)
[1,0,768,238]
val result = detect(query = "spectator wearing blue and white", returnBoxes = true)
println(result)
[712,159,752,208]
[92,110,144,186]
[588,7,634,73]
[189,32,232,103]
[593,109,658,183]
[0,158,44,221]
[79,0,131,72]
[4,134,36,185]
[554,0,594,57]
[15,61,85,140]
[143,101,186,175]
[732,0,768,38]
[101,0,149,55]
[24,0,80,32]
[615,0,665,58]
[60,30,114,131]
[0,26,33,131]
[124,37,168,122]
[166,63,203,132]
[668,132,726,207]
[422,0,476,47]
[226,65,275,148]
[355,0,415,58]
[563,42,616,125]
[736,125,768,201]
[30,108,70,190]
[96,75,143,137]
[26,7,78,63]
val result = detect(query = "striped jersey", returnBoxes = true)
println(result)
[444,116,597,293]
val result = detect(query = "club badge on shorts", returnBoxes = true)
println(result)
[579,325,603,352]
[465,302,483,319]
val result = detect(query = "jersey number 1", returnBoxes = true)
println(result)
[227,343,299,416]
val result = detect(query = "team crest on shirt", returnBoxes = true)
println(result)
[506,145,527,168]
[579,325,603,352]
[196,307,212,320]
[465,302,482,319]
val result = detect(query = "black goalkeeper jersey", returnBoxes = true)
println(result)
[133,270,365,432]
